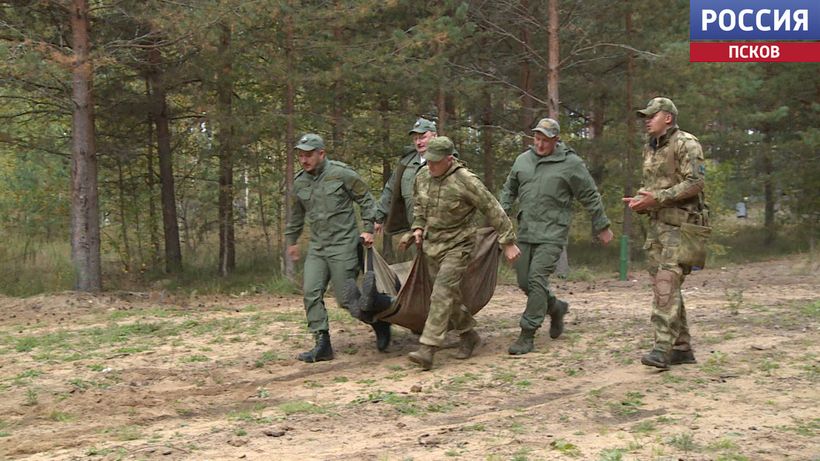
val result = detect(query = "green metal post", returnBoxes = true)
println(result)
[619,234,629,281]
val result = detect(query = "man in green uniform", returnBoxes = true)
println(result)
[285,133,390,362]
[500,118,613,355]
[407,136,521,371]
[625,97,706,369]
[374,117,437,236]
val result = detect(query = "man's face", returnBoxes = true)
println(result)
[413,131,436,155]
[298,149,326,174]
[533,132,559,156]
[645,111,672,137]
[427,156,452,177]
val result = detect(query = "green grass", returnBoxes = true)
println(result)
[352,391,418,415]
[666,432,697,451]
[278,400,330,416]
[550,438,581,457]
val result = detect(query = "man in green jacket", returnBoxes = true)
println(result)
[500,118,613,355]
[375,117,437,235]
[285,133,390,362]
[407,136,521,371]
[625,97,706,369]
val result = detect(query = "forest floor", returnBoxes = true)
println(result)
[0,256,818,461]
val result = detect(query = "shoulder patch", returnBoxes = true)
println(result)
[328,159,352,170]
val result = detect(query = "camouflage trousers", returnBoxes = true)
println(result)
[418,241,477,347]
[645,221,692,354]
[514,242,564,330]
[302,251,359,333]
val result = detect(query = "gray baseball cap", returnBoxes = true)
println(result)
[408,118,437,135]
[295,133,324,151]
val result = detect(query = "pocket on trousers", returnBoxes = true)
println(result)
[678,222,711,268]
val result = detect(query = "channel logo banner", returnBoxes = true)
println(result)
[690,0,820,62]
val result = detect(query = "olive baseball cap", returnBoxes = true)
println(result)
[425,136,454,162]
[295,133,324,151]
[408,118,437,135]
[532,118,560,138]
[637,97,678,117]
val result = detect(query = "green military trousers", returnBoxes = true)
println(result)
[514,242,564,330]
[302,251,359,333]
[645,221,691,354]
[418,241,477,347]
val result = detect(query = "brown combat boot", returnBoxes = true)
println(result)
[408,345,438,370]
[454,330,481,360]
[670,349,697,365]
[641,349,669,369]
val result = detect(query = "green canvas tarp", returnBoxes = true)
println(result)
[369,227,502,334]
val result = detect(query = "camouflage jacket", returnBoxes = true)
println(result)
[375,146,423,233]
[412,159,515,257]
[640,127,706,216]
[500,143,610,244]
[285,158,376,256]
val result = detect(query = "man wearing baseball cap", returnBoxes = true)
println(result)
[285,133,391,361]
[500,117,613,355]
[375,117,438,236]
[406,136,521,370]
[625,97,707,369]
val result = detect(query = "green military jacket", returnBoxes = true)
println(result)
[376,146,423,233]
[640,127,705,215]
[412,159,515,257]
[285,158,376,256]
[500,142,610,244]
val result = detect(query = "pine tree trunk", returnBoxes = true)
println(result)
[69,0,102,292]
[623,3,636,264]
[283,5,296,279]
[148,49,182,273]
[520,0,535,149]
[144,78,162,269]
[547,0,568,276]
[217,22,236,276]
[116,158,131,273]
[547,0,560,119]
[482,90,495,192]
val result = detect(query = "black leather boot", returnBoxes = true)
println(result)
[371,321,392,352]
[367,292,395,314]
[297,331,334,363]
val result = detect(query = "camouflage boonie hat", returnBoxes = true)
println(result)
[637,97,678,117]
[408,118,437,135]
[532,118,560,138]
[425,136,454,162]
[295,133,325,151]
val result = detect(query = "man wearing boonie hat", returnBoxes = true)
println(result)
[625,97,707,369]
[285,133,391,362]
[500,117,613,356]
[406,136,521,371]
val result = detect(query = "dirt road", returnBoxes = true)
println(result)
[1,257,817,460]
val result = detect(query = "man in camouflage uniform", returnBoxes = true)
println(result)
[285,133,390,362]
[407,136,521,370]
[501,118,613,355]
[625,97,706,369]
